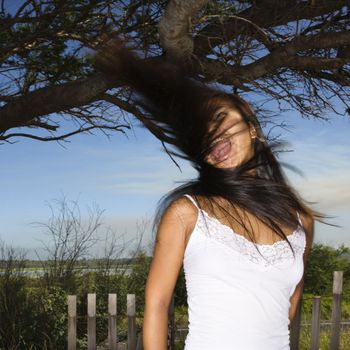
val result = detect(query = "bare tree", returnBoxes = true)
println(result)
[0,237,27,275]
[89,215,150,307]
[31,194,103,288]
[31,193,150,288]
[0,1,349,146]
[95,226,127,276]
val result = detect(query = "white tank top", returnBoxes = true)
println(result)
[182,194,306,350]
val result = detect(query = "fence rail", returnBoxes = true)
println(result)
[68,270,345,349]
[67,293,142,350]
[289,270,344,350]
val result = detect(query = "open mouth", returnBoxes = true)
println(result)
[210,139,231,162]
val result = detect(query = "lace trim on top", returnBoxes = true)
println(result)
[184,194,307,268]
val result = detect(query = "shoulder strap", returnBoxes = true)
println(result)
[296,211,303,227]
[183,194,200,210]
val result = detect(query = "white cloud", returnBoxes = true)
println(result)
[291,172,350,211]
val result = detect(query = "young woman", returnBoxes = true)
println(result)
[95,39,328,350]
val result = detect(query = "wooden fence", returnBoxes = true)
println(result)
[67,293,143,350]
[68,270,346,350]
[290,271,345,350]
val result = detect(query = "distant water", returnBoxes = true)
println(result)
[0,267,133,277]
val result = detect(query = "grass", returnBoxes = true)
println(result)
[172,306,350,349]
[299,324,350,350]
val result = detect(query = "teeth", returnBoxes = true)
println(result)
[211,137,226,146]
[212,140,231,162]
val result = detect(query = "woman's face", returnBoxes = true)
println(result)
[205,106,256,169]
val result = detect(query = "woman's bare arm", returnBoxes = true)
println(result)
[142,197,196,350]
[289,212,314,325]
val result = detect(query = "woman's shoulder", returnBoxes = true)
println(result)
[167,195,200,219]
[153,196,199,256]
[164,195,201,236]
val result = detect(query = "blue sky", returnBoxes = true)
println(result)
[1,103,349,259]
[1,0,349,258]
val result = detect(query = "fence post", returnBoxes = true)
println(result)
[67,295,76,350]
[87,293,96,350]
[290,296,302,350]
[108,293,117,350]
[127,294,137,350]
[167,293,175,350]
[330,271,343,350]
[310,296,321,350]
[136,331,144,350]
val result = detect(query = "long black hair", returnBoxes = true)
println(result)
[94,38,332,261]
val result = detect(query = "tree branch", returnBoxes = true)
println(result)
[200,30,350,86]
[0,73,116,133]
[194,0,349,56]
[158,0,210,65]
[304,69,350,86]
[0,123,128,144]
[101,93,174,144]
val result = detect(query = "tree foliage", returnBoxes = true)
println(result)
[304,242,350,295]
[0,0,349,145]
[1,235,350,348]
